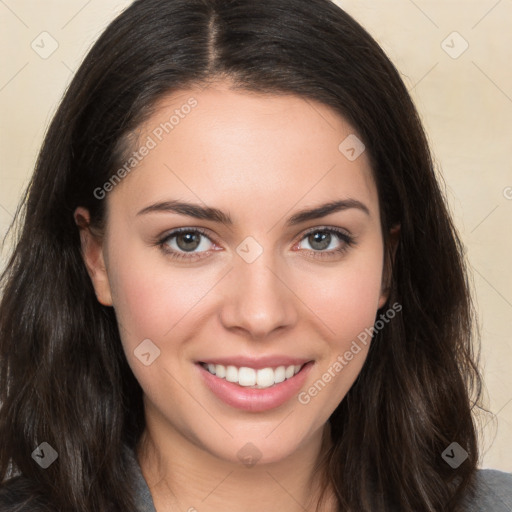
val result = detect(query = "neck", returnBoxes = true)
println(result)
[136,412,337,512]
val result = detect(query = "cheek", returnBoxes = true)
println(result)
[106,248,221,400]
[299,246,384,348]
[295,248,384,416]
[106,239,218,348]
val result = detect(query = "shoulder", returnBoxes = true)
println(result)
[462,468,512,511]
[0,475,51,511]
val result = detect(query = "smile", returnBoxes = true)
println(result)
[197,359,314,412]
[201,363,303,389]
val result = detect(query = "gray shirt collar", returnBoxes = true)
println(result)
[124,444,157,512]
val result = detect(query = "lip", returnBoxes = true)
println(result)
[198,355,311,369]
[197,360,314,412]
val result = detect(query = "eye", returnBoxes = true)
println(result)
[295,227,355,258]
[157,226,355,262]
[159,228,216,260]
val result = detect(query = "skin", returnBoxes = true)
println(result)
[75,81,399,512]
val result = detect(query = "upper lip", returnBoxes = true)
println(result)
[198,356,312,369]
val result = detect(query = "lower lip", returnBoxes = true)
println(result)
[197,362,314,412]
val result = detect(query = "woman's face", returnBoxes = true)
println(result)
[79,82,391,465]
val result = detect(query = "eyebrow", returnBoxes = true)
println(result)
[136,198,370,226]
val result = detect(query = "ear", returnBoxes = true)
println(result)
[74,207,113,306]
[378,224,400,309]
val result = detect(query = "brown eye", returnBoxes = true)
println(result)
[161,228,215,258]
[175,232,202,252]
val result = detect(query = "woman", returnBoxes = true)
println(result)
[0,0,511,510]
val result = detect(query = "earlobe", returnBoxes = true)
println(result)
[378,224,401,309]
[74,207,113,307]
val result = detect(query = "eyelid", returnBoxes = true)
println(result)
[298,225,352,240]
[159,226,215,242]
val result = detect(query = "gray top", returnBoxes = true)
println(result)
[127,446,157,512]
[126,446,512,511]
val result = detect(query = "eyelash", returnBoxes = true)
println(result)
[157,226,356,262]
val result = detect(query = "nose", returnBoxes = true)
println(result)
[219,249,299,340]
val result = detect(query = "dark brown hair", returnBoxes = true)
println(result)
[0,0,484,510]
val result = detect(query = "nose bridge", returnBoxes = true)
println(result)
[219,240,297,337]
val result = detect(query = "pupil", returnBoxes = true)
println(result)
[177,232,200,251]
[309,232,330,250]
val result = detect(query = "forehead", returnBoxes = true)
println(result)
[108,82,378,223]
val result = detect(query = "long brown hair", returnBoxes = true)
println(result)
[0,0,483,510]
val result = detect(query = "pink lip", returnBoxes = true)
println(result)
[198,355,311,369]
[197,360,314,412]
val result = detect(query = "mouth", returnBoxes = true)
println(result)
[199,362,305,389]
[196,358,314,412]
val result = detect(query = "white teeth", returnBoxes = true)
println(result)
[225,365,238,383]
[202,363,303,389]
[274,366,286,384]
[215,364,226,378]
[256,367,275,387]
[238,367,256,387]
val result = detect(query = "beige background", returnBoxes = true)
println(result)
[0,1,510,471]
